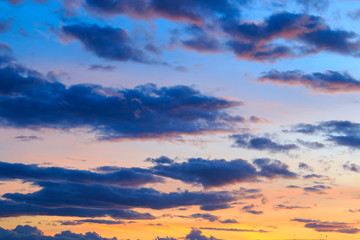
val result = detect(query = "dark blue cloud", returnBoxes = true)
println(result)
[292,218,360,234]
[259,69,360,93]
[291,121,360,149]
[62,23,150,63]
[3,182,239,210]
[253,158,297,178]
[298,162,313,171]
[150,158,258,188]
[343,162,360,173]
[0,161,161,187]
[200,204,231,211]
[149,157,296,189]
[88,64,117,71]
[180,213,219,222]
[146,156,174,165]
[303,174,325,179]
[273,204,311,210]
[0,57,242,139]
[0,225,118,240]
[303,184,331,194]
[223,12,360,61]
[0,199,155,219]
[231,134,298,153]
[220,219,238,224]
[0,225,225,240]
[58,219,125,225]
[242,204,263,215]
[14,135,42,141]
[185,228,219,240]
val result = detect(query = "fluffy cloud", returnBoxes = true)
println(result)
[150,157,296,188]
[0,161,162,187]
[0,56,242,139]
[62,23,153,63]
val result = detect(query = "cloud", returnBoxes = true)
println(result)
[14,135,42,141]
[241,204,263,215]
[223,12,360,61]
[0,225,118,240]
[303,185,331,194]
[273,204,311,210]
[298,162,313,171]
[292,218,360,234]
[303,174,325,179]
[62,23,153,64]
[199,227,269,233]
[0,56,242,139]
[88,64,117,71]
[348,9,360,20]
[297,139,325,149]
[200,204,231,211]
[150,157,296,188]
[2,182,239,211]
[150,157,257,188]
[220,219,238,224]
[291,121,360,149]
[230,134,298,153]
[295,0,329,11]
[253,158,297,178]
[0,18,14,33]
[343,162,360,172]
[58,219,125,225]
[63,3,359,62]
[0,199,155,219]
[185,228,220,240]
[179,213,219,222]
[0,161,162,187]
[0,225,225,240]
[145,156,174,165]
[259,69,360,93]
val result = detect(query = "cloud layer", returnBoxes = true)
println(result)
[0,56,242,139]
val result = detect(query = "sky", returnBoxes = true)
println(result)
[1,0,360,239]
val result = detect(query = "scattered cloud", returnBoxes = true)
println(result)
[273,204,311,210]
[343,162,360,172]
[14,135,42,141]
[231,134,298,153]
[88,64,117,71]
[242,204,263,215]
[292,218,360,234]
[291,121,360,149]
[259,69,360,93]
[0,161,161,187]
[303,185,331,194]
